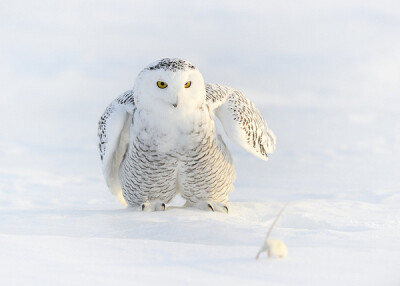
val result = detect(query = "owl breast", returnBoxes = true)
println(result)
[120,105,235,206]
[132,105,214,155]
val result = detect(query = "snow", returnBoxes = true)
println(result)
[1,202,399,285]
[1,0,400,285]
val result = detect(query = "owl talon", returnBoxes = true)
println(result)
[140,201,166,212]
[190,201,228,213]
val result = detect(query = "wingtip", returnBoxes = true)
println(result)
[252,149,270,161]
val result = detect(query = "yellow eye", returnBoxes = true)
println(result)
[157,81,168,89]
[184,81,192,88]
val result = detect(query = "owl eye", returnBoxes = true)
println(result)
[184,81,192,88]
[157,81,168,89]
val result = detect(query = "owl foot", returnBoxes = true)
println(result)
[191,201,229,214]
[140,201,166,212]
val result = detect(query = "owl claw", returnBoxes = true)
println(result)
[190,201,229,214]
[140,201,166,212]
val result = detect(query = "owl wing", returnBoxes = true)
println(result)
[206,83,276,161]
[97,90,135,201]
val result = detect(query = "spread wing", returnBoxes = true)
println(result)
[97,90,135,203]
[206,83,276,161]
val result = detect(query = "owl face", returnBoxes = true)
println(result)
[133,59,206,112]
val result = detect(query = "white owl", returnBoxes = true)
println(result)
[98,58,276,212]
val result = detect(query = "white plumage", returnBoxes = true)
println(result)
[97,58,276,212]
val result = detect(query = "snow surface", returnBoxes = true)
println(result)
[1,1,400,285]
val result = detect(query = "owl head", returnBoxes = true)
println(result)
[133,58,206,112]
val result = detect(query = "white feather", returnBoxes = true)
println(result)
[102,110,130,195]
[206,84,276,161]
[98,90,134,203]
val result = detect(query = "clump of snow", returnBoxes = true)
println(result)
[256,205,288,259]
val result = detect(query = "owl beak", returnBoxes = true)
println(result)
[172,97,178,108]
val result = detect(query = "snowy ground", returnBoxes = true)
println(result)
[1,1,400,285]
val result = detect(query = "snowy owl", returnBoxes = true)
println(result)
[98,58,276,212]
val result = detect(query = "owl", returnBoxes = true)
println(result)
[98,58,275,212]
